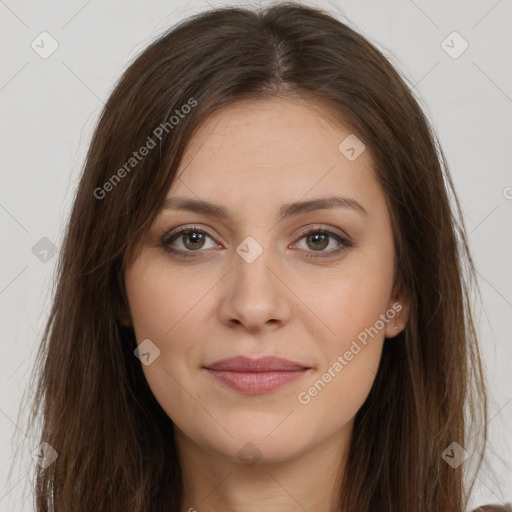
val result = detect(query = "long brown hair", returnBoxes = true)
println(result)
[13,2,488,511]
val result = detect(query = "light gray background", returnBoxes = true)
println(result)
[1,0,511,510]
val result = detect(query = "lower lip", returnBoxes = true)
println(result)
[205,369,309,393]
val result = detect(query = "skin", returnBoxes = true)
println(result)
[122,97,410,512]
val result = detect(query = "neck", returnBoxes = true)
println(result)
[176,426,350,512]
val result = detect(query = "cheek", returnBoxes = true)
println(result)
[124,257,212,378]
[297,341,382,441]
[295,253,393,414]
[125,257,206,341]
[305,260,394,352]
[124,261,208,428]
[296,273,390,425]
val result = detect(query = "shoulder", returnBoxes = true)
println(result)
[472,505,512,512]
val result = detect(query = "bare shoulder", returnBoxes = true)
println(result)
[472,504,512,512]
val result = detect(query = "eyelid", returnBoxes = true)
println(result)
[161,223,352,257]
[163,224,218,243]
[294,223,348,241]
[290,225,353,258]
[161,224,221,250]
[163,223,349,242]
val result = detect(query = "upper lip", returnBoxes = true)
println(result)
[203,356,310,372]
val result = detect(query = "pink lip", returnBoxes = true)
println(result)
[203,356,311,394]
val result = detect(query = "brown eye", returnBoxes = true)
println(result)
[180,231,206,250]
[162,226,219,257]
[305,232,329,251]
[293,227,352,258]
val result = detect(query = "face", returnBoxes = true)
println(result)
[123,97,409,467]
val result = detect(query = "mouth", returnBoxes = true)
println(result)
[202,356,312,394]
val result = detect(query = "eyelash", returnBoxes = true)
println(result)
[160,224,352,259]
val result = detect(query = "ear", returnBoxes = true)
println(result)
[114,290,133,328]
[384,276,410,339]
[119,309,133,328]
[116,264,133,328]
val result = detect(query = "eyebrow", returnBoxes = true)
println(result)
[160,195,368,222]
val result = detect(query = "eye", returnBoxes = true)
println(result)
[161,225,219,258]
[161,224,352,259]
[291,226,352,258]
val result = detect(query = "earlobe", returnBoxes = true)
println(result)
[384,310,407,338]
[118,309,133,328]
[116,306,133,327]
[116,277,133,328]
[385,279,410,339]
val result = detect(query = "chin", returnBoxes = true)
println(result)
[189,416,312,466]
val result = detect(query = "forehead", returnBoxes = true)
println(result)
[168,97,383,220]
[180,96,357,166]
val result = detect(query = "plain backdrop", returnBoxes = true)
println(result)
[0,0,511,510]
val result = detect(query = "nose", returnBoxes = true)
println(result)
[218,246,292,333]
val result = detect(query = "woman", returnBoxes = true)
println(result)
[16,2,509,511]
